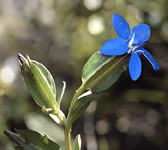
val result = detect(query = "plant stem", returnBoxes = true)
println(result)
[66,84,85,130]
[64,84,85,150]
[55,108,66,126]
[68,84,85,114]
[65,129,72,150]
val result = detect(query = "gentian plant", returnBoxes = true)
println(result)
[4,14,159,150]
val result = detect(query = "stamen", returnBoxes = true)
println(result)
[128,33,135,48]
[127,48,133,54]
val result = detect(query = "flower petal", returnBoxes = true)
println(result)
[129,53,142,81]
[100,38,128,56]
[112,14,130,40]
[130,24,150,45]
[141,48,159,71]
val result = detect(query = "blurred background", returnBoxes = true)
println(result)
[0,0,168,150]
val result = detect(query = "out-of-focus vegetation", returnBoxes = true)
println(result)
[0,0,168,150]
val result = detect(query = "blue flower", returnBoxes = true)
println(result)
[100,14,159,81]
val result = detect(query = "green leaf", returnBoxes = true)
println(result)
[18,54,57,109]
[4,130,38,150]
[57,81,66,106]
[4,129,61,150]
[73,135,81,150]
[82,52,113,82]
[67,91,104,129]
[25,113,65,148]
[82,52,128,93]
[16,129,61,150]
[31,60,56,99]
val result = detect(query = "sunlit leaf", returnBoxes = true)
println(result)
[57,81,66,106]
[82,52,128,93]
[18,54,57,109]
[31,60,56,99]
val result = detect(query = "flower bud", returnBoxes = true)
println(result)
[18,54,57,110]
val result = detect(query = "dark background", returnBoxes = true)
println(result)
[0,0,168,150]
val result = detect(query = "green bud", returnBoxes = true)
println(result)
[18,54,57,110]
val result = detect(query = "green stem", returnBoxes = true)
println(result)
[64,84,85,150]
[65,129,72,150]
[48,107,66,127]
[68,84,85,114]
[66,84,85,129]
[55,109,66,126]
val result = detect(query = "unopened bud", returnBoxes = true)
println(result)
[18,54,57,110]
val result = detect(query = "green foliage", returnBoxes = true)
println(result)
[73,135,81,150]
[18,54,57,110]
[57,81,66,106]
[82,52,128,93]
[31,60,57,99]
[4,130,39,150]
[0,0,166,149]
[66,91,104,130]
[17,51,130,150]
[18,54,66,126]
[24,113,65,148]
[4,129,61,150]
